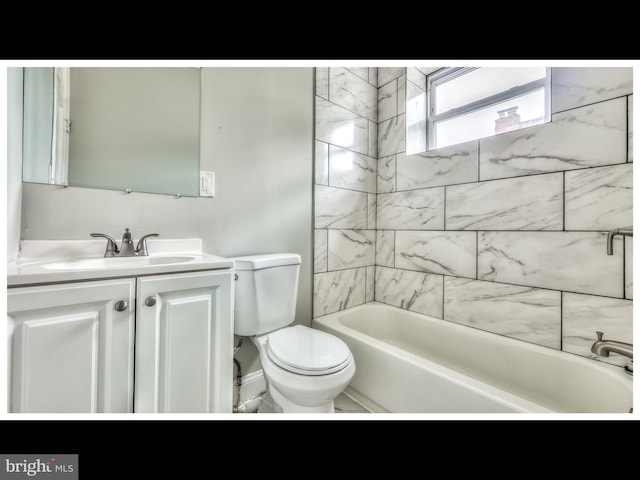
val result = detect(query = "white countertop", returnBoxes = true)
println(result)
[7,239,234,287]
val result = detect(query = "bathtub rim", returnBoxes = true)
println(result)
[312,301,633,416]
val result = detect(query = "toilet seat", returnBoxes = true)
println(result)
[266,325,352,376]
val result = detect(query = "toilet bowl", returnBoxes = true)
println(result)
[233,253,355,413]
[251,325,356,413]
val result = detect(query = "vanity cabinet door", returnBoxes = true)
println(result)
[7,278,135,413]
[134,270,233,413]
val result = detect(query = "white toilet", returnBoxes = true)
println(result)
[233,253,355,413]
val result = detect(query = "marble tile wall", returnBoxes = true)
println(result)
[313,66,633,369]
[629,95,634,163]
[479,98,627,181]
[314,67,379,316]
[406,67,427,155]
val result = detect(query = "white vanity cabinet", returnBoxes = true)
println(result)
[7,269,234,414]
[134,270,233,413]
[7,278,136,413]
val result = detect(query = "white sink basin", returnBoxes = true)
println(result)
[8,239,235,286]
[42,255,199,270]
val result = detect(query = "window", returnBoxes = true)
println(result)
[426,67,550,150]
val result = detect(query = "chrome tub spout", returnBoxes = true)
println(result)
[591,331,633,375]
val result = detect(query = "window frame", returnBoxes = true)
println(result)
[426,67,551,150]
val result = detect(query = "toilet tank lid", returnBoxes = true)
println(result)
[234,253,301,271]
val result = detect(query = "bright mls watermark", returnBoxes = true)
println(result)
[0,455,78,480]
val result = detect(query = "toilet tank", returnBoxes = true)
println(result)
[233,253,301,336]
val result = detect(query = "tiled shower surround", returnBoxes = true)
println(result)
[313,66,633,368]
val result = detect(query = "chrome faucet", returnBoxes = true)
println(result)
[606,226,632,255]
[119,228,136,256]
[91,228,159,257]
[591,331,633,375]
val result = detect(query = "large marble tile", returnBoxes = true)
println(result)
[378,67,405,87]
[367,193,376,229]
[376,230,395,267]
[329,67,377,122]
[314,229,328,273]
[407,67,426,91]
[345,67,369,82]
[315,97,369,155]
[315,140,328,185]
[446,172,563,231]
[405,82,427,155]
[625,236,632,299]
[479,97,627,181]
[562,292,633,367]
[368,68,378,87]
[564,163,633,231]
[315,185,368,229]
[375,266,443,318]
[377,188,444,230]
[478,232,624,297]
[378,114,406,157]
[552,67,633,113]
[328,145,377,193]
[377,155,396,194]
[444,277,561,349]
[397,141,478,190]
[629,95,633,162]
[397,74,406,115]
[313,268,366,317]
[395,231,476,278]
[378,79,397,123]
[368,121,377,159]
[366,266,375,303]
[316,68,328,99]
[418,67,441,77]
[328,229,376,270]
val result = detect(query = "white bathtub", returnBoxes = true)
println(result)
[313,302,633,414]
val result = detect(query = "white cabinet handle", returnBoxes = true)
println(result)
[144,296,157,307]
[114,300,128,312]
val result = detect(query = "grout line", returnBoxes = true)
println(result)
[372,265,630,301]
[551,93,630,116]
[370,228,613,233]
[443,185,447,231]
[626,94,629,163]
[623,236,627,299]
[562,171,566,231]
[317,139,376,161]
[385,164,628,194]
[476,231,479,280]
[560,291,564,352]
[324,229,329,274]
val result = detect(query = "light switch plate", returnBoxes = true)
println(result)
[200,170,215,197]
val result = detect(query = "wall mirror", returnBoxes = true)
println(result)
[22,67,201,197]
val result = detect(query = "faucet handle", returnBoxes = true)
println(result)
[135,233,159,256]
[596,331,604,340]
[91,233,119,257]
